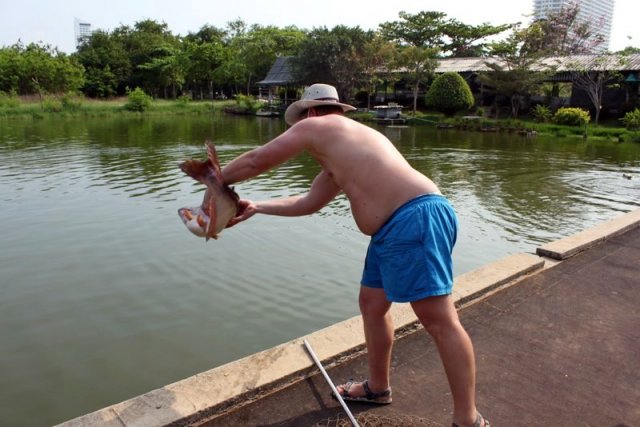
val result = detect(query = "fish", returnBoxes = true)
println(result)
[178,141,240,240]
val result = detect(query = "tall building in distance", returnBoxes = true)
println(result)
[74,18,93,47]
[532,0,615,52]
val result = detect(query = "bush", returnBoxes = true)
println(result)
[125,87,152,112]
[552,107,590,127]
[235,94,260,113]
[620,108,640,130]
[0,91,20,109]
[531,104,551,123]
[42,96,63,112]
[425,72,474,116]
[177,94,191,106]
[61,93,83,111]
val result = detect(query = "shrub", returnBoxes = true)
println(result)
[42,96,63,112]
[177,94,191,106]
[531,104,551,123]
[425,72,474,116]
[0,91,19,109]
[620,108,640,130]
[235,94,260,113]
[61,93,83,111]
[552,107,590,127]
[125,87,152,112]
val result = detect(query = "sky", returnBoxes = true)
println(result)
[1,0,638,54]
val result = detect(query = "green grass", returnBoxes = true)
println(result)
[0,97,235,118]
[3,98,639,143]
[399,109,638,142]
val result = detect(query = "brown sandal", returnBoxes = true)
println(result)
[452,412,490,427]
[332,379,392,405]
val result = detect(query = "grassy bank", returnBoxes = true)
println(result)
[353,110,640,143]
[2,97,638,143]
[0,96,235,119]
[437,116,640,143]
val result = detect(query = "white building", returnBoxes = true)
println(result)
[74,18,93,47]
[532,0,615,52]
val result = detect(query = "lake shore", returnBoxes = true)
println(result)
[1,97,639,143]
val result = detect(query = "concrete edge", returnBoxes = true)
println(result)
[452,252,544,305]
[536,209,640,260]
[58,208,640,427]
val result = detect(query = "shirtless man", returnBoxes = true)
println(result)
[222,84,488,427]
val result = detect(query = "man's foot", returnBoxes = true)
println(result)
[452,412,489,427]
[332,380,392,404]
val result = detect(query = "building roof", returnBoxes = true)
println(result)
[435,57,494,73]
[258,56,295,86]
[258,53,640,86]
[436,53,640,73]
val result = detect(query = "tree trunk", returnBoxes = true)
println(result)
[511,95,519,117]
[246,74,252,96]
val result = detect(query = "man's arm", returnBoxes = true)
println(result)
[227,170,341,226]
[222,124,309,185]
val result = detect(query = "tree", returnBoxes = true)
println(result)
[238,24,305,94]
[528,2,604,55]
[567,54,627,124]
[379,10,512,57]
[291,26,374,100]
[518,4,623,122]
[379,11,449,48]
[425,72,474,116]
[75,30,131,97]
[0,44,23,94]
[397,46,439,114]
[183,25,228,99]
[479,26,553,117]
[0,42,84,97]
[113,19,180,97]
[139,45,187,99]
[617,45,640,55]
[442,19,513,57]
[360,36,399,109]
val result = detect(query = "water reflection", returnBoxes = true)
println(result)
[0,115,638,426]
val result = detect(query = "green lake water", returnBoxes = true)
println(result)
[0,114,638,425]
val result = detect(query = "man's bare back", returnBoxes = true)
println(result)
[222,114,439,235]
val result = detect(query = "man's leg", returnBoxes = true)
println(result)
[337,286,393,396]
[410,295,483,427]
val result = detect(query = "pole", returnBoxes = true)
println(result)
[303,339,359,427]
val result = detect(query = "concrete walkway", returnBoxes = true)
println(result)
[59,210,640,427]
[201,220,640,426]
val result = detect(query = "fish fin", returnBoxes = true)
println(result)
[205,141,224,177]
[205,141,237,207]
[179,159,209,183]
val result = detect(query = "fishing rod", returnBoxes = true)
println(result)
[303,339,359,427]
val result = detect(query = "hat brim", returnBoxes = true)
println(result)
[284,99,356,126]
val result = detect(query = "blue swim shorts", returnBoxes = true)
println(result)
[361,194,458,302]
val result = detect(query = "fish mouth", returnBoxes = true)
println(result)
[178,207,209,238]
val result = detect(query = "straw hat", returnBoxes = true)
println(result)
[284,83,356,125]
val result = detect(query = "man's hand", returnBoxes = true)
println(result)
[226,199,257,228]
